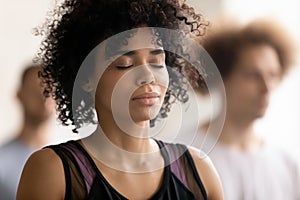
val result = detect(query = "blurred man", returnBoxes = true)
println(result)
[193,19,300,200]
[0,64,54,200]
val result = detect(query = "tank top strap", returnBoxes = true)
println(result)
[155,140,189,188]
[155,140,207,200]
[46,140,97,200]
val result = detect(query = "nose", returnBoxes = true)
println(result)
[260,76,276,94]
[136,65,155,86]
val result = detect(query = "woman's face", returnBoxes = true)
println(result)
[94,28,169,125]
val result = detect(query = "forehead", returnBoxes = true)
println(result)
[121,28,162,51]
[91,28,165,76]
[22,69,43,90]
[235,44,281,73]
[23,69,39,84]
[104,27,163,58]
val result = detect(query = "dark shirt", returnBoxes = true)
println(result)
[47,140,207,200]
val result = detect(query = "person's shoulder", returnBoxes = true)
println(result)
[27,147,61,164]
[17,148,65,200]
[187,146,216,176]
[187,146,224,200]
[25,139,79,173]
[262,143,298,166]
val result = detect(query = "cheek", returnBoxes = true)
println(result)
[227,76,257,95]
[225,80,252,105]
[154,68,169,89]
[45,98,55,111]
[23,100,44,115]
[96,70,137,111]
[95,67,170,106]
[95,74,119,105]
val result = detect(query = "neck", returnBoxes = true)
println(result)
[17,118,50,149]
[81,114,162,173]
[217,114,263,152]
[97,112,155,153]
[82,125,162,173]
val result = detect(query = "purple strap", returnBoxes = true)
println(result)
[164,143,189,189]
[63,142,97,193]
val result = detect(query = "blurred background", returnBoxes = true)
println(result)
[191,0,300,161]
[0,0,80,145]
[0,0,299,160]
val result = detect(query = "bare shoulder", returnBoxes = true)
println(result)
[17,148,65,200]
[187,146,224,200]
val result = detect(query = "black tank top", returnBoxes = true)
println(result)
[47,140,207,200]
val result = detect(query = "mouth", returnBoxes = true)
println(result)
[131,92,160,105]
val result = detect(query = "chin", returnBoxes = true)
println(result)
[131,113,159,123]
[251,111,266,120]
[131,105,161,121]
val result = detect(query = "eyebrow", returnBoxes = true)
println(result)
[115,49,165,56]
[150,49,165,55]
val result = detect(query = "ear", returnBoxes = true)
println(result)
[82,79,94,93]
[16,89,22,101]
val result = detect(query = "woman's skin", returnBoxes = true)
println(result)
[17,28,223,200]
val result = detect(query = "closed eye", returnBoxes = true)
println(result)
[116,65,133,70]
[150,63,165,69]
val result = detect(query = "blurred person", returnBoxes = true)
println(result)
[17,0,223,199]
[0,64,54,200]
[193,19,300,200]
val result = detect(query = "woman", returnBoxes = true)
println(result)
[17,0,223,199]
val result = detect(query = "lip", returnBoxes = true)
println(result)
[132,92,160,105]
[132,92,160,99]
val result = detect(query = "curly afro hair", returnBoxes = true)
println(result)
[36,0,208,132]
